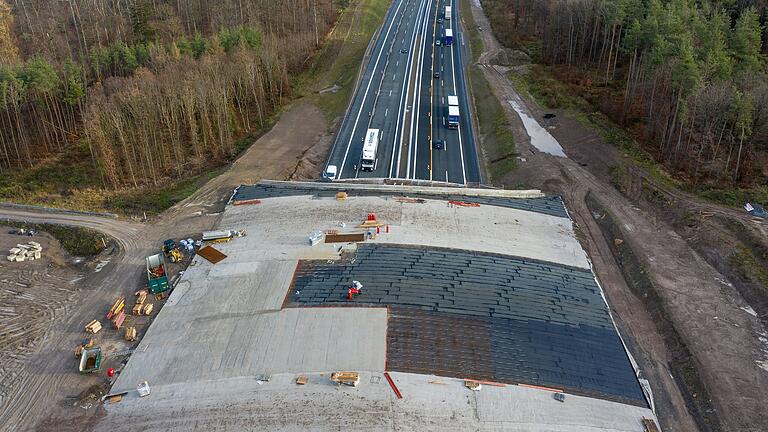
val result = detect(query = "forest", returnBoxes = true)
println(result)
[0,0,341,190]
[483,0,768,192]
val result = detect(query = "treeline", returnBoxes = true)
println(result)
[485,0,768,187]
[0,0,341,188]
[10,0,339,64]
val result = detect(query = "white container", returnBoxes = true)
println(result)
[309,231,324,246]
[137,381,151,397]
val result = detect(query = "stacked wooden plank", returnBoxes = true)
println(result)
[132,304,143,315]
[111,310,126,329]
[142,303,154,315]
[125,327,137,341]
[330,371,360,387]
[106,296,125,320]
[85,320,102,334]
[135,290,148,305]
[6,241,43,262]
[642,419,660,432]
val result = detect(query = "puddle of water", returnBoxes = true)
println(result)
[508,100,567,157]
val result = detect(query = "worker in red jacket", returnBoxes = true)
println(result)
[348,280,363,300]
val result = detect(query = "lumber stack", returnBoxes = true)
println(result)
[125,327,137,341]
[106,296,125,320]
[85,320,102,334]
[142,303,154,315]
[330,371,360,387]
[6,241,43,262]
[132,304,143,315]
[135,290,148,305]
[111,310,126,329]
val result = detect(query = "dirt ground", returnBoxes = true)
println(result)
[0,99,333,431]
[0,231,84,408]
[469,1,768,431]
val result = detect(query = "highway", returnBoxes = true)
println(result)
[325,0,481,184]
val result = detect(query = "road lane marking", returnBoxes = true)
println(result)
[407,0,430,179]
[338,0,407,178]
[447,0,467,185]
[393,0,425,178]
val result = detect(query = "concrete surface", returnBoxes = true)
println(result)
[101,183,653,431]
[111,306,388,393]
[225,194,588,268]
[101,372,656,431]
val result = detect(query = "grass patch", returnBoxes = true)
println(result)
[0,142,103,204]
[459,0,483,62]
[469,65,516,181]
[1,222,108,256]
[699,187,768,209]
[729,243,768,291]
[459,0,516,181]
[104,167,226,216]
[303,0,391,122]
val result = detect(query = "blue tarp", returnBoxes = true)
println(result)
[744,202,768,218]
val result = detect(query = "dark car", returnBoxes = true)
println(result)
[401,48,408,53]
[433,72,440,79]
[433,139,444,150]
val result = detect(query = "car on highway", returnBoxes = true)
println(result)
[436,40,441,46]
[323,165,338,181]
[400,48,408,53]
[433,139,444,150]
[433,72,440,79]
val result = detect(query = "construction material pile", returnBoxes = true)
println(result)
[7,241,42,262]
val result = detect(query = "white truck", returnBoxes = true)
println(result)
[445,5,451,20]
[444,28,453,46]
[448,95,460,129]
[361,129,380,171]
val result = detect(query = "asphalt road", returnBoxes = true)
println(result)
[326,0,480,184]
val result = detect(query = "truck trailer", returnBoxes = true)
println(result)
[448,106,460,129]
[448,95,460,129]
[146,253,170,294]
[444,28,453,46]
[361,129,380,171]
[445,5,451,20]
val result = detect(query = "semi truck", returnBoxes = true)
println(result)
[445,5,451,20]
[361,129,380,171]
[444,28,453,46]
[448,106,460,129]
[146,253,170,294]
[448,95,460,129]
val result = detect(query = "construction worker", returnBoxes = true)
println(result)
[347,280,363,300]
